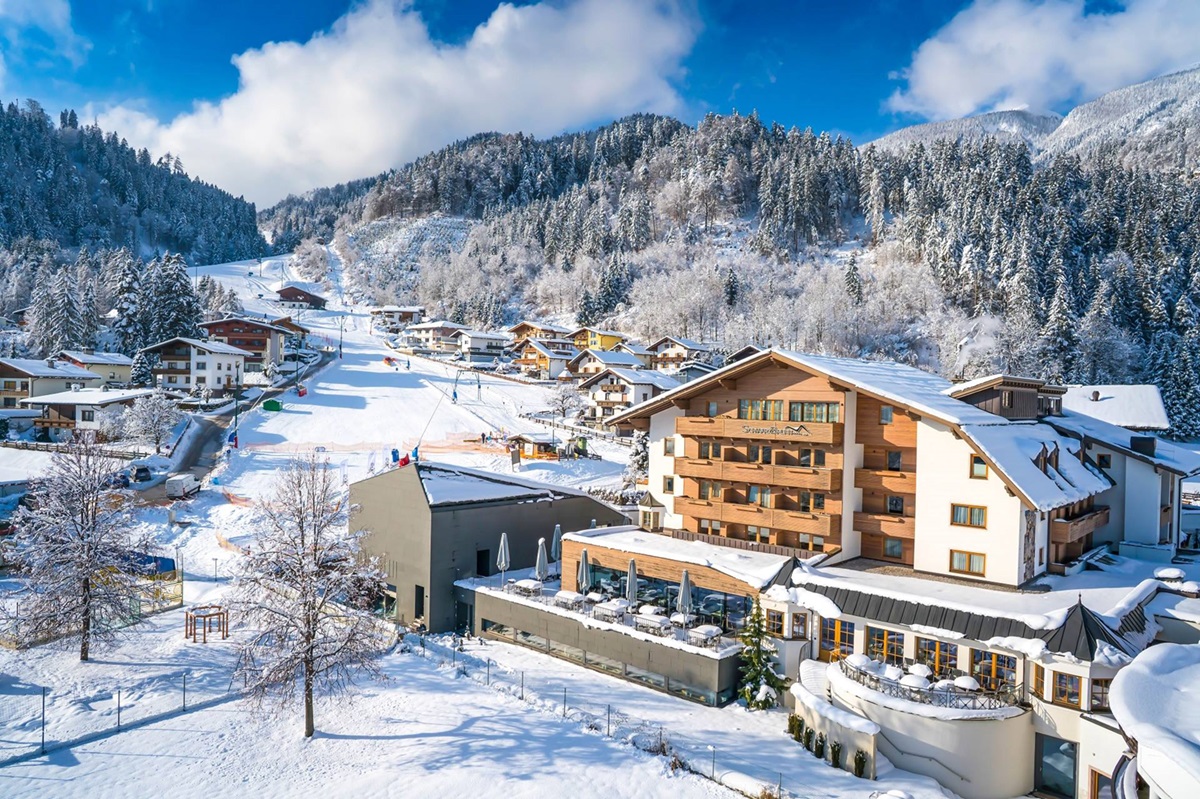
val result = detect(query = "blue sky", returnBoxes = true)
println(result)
[5,0,1198,204]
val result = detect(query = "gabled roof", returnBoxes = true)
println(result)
[0,358,101,379]
[507,320,573,335]
[57,350,134,366]
[944,373,1047,398]
[567,348,644,370]
[1049,410,1200,477]
[20,387,157,407]
[1062,384,1170,430]
[649,335,710,352]
[569,326,626,339]
[579,368,682,391]
[369,305,424,313]
[139,337,253,357]
[451,329,510,342]
[614,341,652,356]
[523,339,578,360]
[199,317,291,334]
[406,319,467,332]
[270,316,310,334]
[273,280,326,296]
[727,344,763,363]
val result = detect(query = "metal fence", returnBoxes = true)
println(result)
[405,633,836,799]
[837,657,1020,710]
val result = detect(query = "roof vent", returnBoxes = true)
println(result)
[1131,436,1157,457]
[70,383,81,392]
[45,358,56,368]
[1090,390,1101,401]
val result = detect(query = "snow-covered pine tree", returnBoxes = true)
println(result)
[845,252,864,306]
[110,256,144,355]
[124,392,181,454]
[144,254,203,343]
[230,454,389,738]
[1039,271,1079,383]
[1,433,157,660]
[738,598,784,710]
[629,430,648,477]
[129,351,155,386]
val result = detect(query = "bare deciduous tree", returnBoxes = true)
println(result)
[124,392,182,454]
[2,433,156,660]
[231,453,389,738]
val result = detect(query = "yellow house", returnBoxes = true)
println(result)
[569,327,626,352]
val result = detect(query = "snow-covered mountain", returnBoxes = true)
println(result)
[867,110,1063,153]
[1038,66,1200,174]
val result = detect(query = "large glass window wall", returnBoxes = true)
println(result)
[586,564,752,632]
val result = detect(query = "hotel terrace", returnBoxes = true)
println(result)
[462,348,1200,799]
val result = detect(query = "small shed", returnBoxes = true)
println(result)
[263,398,283,412]
[510,433,559,460]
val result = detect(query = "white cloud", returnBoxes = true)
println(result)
[95,0,699,207]
[0,0,89,91]
[887,0,1200,120]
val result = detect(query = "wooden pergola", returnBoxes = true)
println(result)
[185,605,229,643]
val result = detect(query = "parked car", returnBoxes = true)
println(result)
[165,473,201,499]
[129,465,152,483]
[100,472,131,490]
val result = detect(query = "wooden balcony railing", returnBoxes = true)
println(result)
[673,497,839,536]
[675,416,843,445]
[1050,506,1110,545]
[855,468,916,494]
[674,458,841,491]
[854,512,916,539]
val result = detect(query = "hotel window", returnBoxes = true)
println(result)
[663,476,675,493]
[747,445,772,464]
[880,405,893,424]
[970,455,988,479]
[1053,672,1082,708]
[916,638,958,674]
[789,401,840,423]
[699,441,722,459]
[698,480,721,500]
[766,609,784,635]
[951,504,986,528]
[705,401,718,417]
[866,627,905,665]
[798,448,826,468]
[1090,678,1111,710]
[195,361,207,370]
[747,525,770,543]
[1001,390,1014,408]
[791,613,807,639]
[883,537,904,559]
[886,451,903,471]
[737,399,783,421]
[886,495,904,515]
[747,485,771,508]
[1033,664,1045,699]
[950,550,986,576]
[972,651,1017,690]
[812,493,825,511]
[1097,454,1112,469]
[820,619,855,661]
[81,410,95,422]
[664,438,676,456]
[698,519,722,535]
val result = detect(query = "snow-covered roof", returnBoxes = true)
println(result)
[369,305,424,313]
[1050,410,1200,476]
[416,463,584,507]
[57,350,134,366]
[507,320,573,334]
[960,421,1113,511]
[141,338,253,357]
[580,368,681,391]
[1110,643,1200,799]
[272,280,325,295]
[568,349,644,369]
[563,524,793,590]
[19,387,157,407]
[0,358,102,379]
[1062,384,1170,430]
[406,319,468,331]
[942,372,1045,398]
[199,317,291,334]
[570,327,625,338]
[614,341,652,356]
[650,335,710,352]
[452,329,510,341]
[524,339,577,360]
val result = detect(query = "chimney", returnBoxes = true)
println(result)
[1090,390,1101,401]
[45,358,56,369]
[1131,436,1157,457]
[83,347,94,355]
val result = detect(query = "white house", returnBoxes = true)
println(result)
[578,368,680,426]
[0,358,102,408]
[139,337,252,395]
[612,340,655,368]
[403,320,468,353]
[648,335,712,372]
[566,348,646,377]
[56,350,134,384]
[451,329,510,362]
[369,305,424,333]
[20,386,158,433]
[1063,384,1171,432]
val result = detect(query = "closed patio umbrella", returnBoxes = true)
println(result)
[577,548,592,592]
[626,559,638,605]
[550,524,563,561]
[497,532,511,585]
[676,569,693,619]
[534,537,549,582]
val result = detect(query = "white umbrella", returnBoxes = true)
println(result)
[845,653,873,671]
[626,559,638,605]
[676,569,693,618]
[550,524,563,562]
[899,674,930,690]
[907,663,933,678]
[577,548,591,593]
[954,675,981,691]
[534,537,549,582]
[497,532,511,585]
[882,664,904,682]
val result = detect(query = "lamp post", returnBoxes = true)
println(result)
[233,362,241,435]
[338,313,345,359]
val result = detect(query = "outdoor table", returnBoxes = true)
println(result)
[633,614,672,636]
[593,601,628,623]
[554,590,585,609]
[514,579,544,597]
[687,624,723,647]
[638,604,664,616]
[670,612,697,627]
[584,591,605,604]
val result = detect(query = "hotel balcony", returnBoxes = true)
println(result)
[854,511,916,539]
[854,468,917,494]
[1050,506,1110,545]
[675,458,841,491]
[675,416,843,445]
[673,496,839,537]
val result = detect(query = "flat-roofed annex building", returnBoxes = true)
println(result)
[610,348,1200,586]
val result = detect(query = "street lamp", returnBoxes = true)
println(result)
[338,313,345,359]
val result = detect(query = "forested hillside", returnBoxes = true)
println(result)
[0,100,265,262]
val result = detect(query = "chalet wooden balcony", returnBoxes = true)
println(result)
[855,468,917,494]
[673,496,839,536]
[1050,506,1109,545]
[854,511,916,539]
[32,418,75,429]
[675,416,843,445]
[675,458,840,491]
[153,367,191,375]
